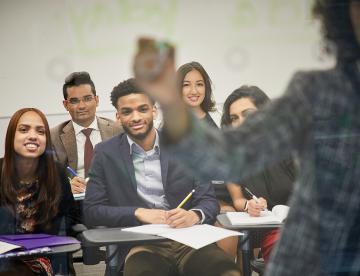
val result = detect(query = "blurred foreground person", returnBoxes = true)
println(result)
[134,1,360,275]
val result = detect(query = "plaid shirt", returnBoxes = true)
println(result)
[165,62,360,275]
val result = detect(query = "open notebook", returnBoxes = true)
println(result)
[226,205,289,226]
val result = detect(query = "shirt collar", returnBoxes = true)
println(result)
[73,117,99,136]
[127,130,160,155]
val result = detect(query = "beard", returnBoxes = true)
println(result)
[122,120,154,141]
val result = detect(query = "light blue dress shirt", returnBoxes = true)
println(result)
[127,132,170,209]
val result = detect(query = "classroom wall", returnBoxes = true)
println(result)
[0,0,333,157]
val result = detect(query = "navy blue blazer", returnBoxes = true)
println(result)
[83,133,219,228]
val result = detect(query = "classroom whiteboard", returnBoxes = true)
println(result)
[0,0,333,156]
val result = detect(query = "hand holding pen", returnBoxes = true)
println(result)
[244,187,268,217]
[66,166,89,194]
[166,190,199,228]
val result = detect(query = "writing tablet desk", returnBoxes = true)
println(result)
[82,227,166,247]
[217,213,282,276]
[82,227,167,276]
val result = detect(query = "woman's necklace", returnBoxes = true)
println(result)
[19,178,39,185]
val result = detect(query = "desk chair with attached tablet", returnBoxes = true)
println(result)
[81,227,166,276]
[217,213,281,276]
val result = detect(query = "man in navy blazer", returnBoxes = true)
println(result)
[84,78,239,276]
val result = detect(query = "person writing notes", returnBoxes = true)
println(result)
[84,78,239,276]
[50,71,121,196]
[220,86,296,263]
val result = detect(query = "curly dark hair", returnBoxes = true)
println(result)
[220,85,270,127]
[110,78,154,109]
[177,61,216,112]
[313,0,360,60]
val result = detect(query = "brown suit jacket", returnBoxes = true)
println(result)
[50,116,122,170]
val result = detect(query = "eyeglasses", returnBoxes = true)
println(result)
[67,95,95,105]
[64,71,91,84]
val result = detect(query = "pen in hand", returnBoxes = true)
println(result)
[244,187,267,211]
[66,166,89,183]
[177,189,195,208]
[66,166,77,177]
[244,187,259,202]
[66,166,89,194]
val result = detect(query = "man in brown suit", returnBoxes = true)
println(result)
[51,71,122,195]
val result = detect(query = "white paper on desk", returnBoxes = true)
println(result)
[226,205,289,226]
[122,224,172,235]
[0,241,21,254]
[123,224,242,250]
[159,224,243,249]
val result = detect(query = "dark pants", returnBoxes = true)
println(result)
[124,241,240,276]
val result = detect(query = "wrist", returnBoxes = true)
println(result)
[134,208,145,221]
[190,210,201,224]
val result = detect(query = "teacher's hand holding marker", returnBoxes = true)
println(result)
[67,166,89,194]
[166,189,200,228]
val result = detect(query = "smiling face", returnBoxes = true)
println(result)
[13,111,47,159]
[181,69,206,111]
[115,93,156,142]
[229,97,258,128]
[63,84,99,127]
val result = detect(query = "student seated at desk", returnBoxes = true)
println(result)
[220,86,296,263]
[0,108,78,276]
[84,78,240,276]
[50,71,121,197]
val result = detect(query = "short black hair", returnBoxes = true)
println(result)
[177,61,216,112]
[110,78,154,109]
[313,0,360,61]
[62,71,96,100]
[221,85,270,127]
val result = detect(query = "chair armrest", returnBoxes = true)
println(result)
[72,223,88,234]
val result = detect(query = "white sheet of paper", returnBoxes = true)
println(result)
[0,241,21,255]
[159,224,243,249]
[122,224,172,235]
[122,224,242,249]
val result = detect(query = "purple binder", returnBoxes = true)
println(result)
[0,234,79,250]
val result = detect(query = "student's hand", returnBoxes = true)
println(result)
[165,208,200,228]
[134,208,167,224]
[70,176,86,194]
[247,197,267,217]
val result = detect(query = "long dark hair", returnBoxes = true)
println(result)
[221,85,270,127]
[177,61,216,112]
[1,108,61,229]
[313,0,360,61]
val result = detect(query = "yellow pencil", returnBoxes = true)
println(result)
[177,189,195,208]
